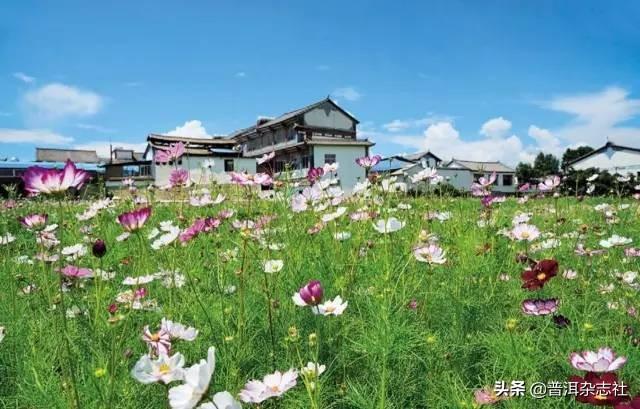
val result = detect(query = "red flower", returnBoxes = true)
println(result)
[569,372,630,406]
[521,259,558,290]
[616,397,640,409]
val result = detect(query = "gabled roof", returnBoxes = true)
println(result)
[146,134,241,157]
[229,97,358,139]
[445,159,515,173]
[36,148,101,164]
[566,141,640,167]
[400,150,442,162]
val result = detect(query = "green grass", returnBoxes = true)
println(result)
[0,189,639,408]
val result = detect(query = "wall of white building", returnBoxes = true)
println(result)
[571,147,640,175]
[399,165,517,193]
[312,145,367,192]
[152,156,256,186]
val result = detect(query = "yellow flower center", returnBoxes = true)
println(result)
[537,273,546,281]
[150,332,161,342]
[270,385,281,393]
[325,305,335,313]
[159,363,171,374]
[521,232,530,239]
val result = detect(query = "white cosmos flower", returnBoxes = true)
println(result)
[372,217,405,234]
[321,207,347,223]
[61,244,87,259]
[152,226,180,250]
[132,352,186,384]
[334,231,351,241]
[161,318,198,341]
[263,259,284,273]
[510,224,540,242]
[600,234,632,248]
[301,362,326,378]
[122,275,156,285]
[239,369,298,403]
[169,347,216,409]
[148,228,160,239]
[315,296,348,316]
[413,244,447,264]
[197,392,242,409]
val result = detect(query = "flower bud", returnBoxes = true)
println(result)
[92,239,107,258]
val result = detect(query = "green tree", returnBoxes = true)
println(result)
[561,145,594,169]
[533,152,560,176]
[516,162,537,184]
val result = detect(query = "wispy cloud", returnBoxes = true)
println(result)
[235,71,247,78]
[13,72,35,83]
[76,123,115,133]
[382,115,455,132]
[0,128,73,145]
[23,83,104,121]
[331,87,361,102]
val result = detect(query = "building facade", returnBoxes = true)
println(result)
[566,142,640,176]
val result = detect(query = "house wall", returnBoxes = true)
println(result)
[571,148,640,175]
[401,166,517,193]
[153,155,256,186]
[303,101,355,131]
[312,145,367,192]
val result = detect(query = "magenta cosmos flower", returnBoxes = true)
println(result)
[569,347,627,373]
[19,214,48,230]
[154,142,185,163]
[355,154,382,168]
[292,280,324,307]
[22,160,91,195]
[60,265,93,278]
[521,298,558,316]
[117,207,152,232]
[306,167,324,184]
[169,168,190,187]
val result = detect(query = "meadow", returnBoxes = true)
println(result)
[0,159,639,409]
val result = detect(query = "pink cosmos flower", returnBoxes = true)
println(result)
[217,209,234,219]
[117,207,152,232]
[478,172,497,187]
[60,265,93,278]
[306,167,324,184]
[239,369,298,403]
[292,280,324,307]
[230,172,273,186]
[569,347,627,373]
[474,387,503,405]
[154,142,185,164]
[355,155,382,168]
[178,218,219,243]
[510,224,540,242]
[518,183,531,192]
[413,244,447,264]
[22,160,91,196]
[521,298,558,316]
[142,326,172,356]
[538,175,561,192]
[169,168,190,187]
[257,151,275,165]
[624,247,640,257]
[19,214,48,230]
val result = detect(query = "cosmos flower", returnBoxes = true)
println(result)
[169,169,191,187]
[154,142,185,163]
[19,214,48,230]
[257,151,275,165]
[315,296,348,316]
[413,244,447,264]
[230,172,273,186]
[197,392,242,409]
[22,160,91,195]
[142,326,172,356]
[131,352,185,384]
[355,155,382,168]
[161,318,198,342]
[600,234,632,248]
[614,397,640,409]
[521,298,559,316]
[117,207,152,232]
[307,167,325,184]
[538,175,561,192]
[569,372,629,406]
[323,162,339,173]
[521,259,558,290]
[410,167,438,183]
[168,347,216,409]
[60,265,93,279]
[300,362,326,378]
[263,260,284,273]
[474,387,503,405]
[372,217,405,234]
[239,369,298,403]
[569,347,627,373]
[292,280,323,307]
[510,224,540,242]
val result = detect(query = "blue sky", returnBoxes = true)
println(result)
[1,1,640,165]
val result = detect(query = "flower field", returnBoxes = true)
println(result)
[1,159,640,408]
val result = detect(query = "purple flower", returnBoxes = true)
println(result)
[169,168,190,187]
[306,167,325,184]
[521,298,558,316]
[117,207,152,232]
[569,347,627,373]
[19,214,48,230]
[60,265,93,278]
[22,160,91,196]
[355,155,382,168]
[92,239,107,258]
[292,280,323,306]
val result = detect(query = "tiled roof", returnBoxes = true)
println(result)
[446,159,514,172]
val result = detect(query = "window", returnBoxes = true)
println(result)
[502,174,513,186]
[302,155,310,169]
[473,173,483,182]
[324,154,336,164]
[275,161,284,172]
[224,159,234,172]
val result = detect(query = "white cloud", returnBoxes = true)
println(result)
[382,115,454,132]
[235,72,246,78]
[331,87,361,102]
[527,125,563,156]
[543,86,640,147]
[13,72,35,83]
[0,128,73,145]
[390,121,533,166]
[76,123,115,133]
[73,141,147,158]
[166,120,209,138]
[23,83,103,120]
[479,116,512,138]
[383,119,412,132]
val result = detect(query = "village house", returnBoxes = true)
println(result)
[566,141,640,176]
